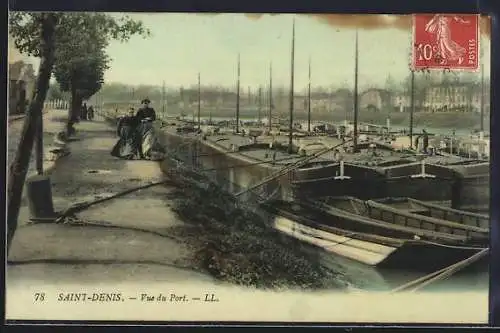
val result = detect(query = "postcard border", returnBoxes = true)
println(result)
[5,0,500,328]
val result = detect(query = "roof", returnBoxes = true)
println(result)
[9,60,35,82]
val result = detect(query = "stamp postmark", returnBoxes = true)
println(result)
[412,14,479,71]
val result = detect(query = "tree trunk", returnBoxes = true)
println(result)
[66,83,81,136]
[7,14,58,254]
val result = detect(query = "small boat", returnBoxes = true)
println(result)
[263,197,487,271]
[370,197,489,229]
[311,196,488,243]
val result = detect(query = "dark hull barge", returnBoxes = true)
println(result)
[160,127,458,203]
[263,197,488,271]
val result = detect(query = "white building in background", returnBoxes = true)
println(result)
[422,84,490,113]
[391,94,411,112]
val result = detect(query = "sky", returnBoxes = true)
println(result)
[10,13,491,90]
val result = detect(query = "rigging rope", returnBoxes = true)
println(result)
[235,139,353,197]
[390,247,488,293]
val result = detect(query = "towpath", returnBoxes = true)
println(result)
[8,109,62,177]
[7,113,215,295]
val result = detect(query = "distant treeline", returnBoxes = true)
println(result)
[47,69,488,109]
[103,101,488,131]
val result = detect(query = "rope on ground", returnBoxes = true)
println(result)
[7,258,200,275]
[27,216,189,245]
[28,179,176,224]
[390,247,488,293]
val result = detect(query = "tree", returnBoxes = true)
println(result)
[7,13,59,253]
[47,83,68,101]
[402,71,434,108]
[7,12,149,252]
[53,29,110,132]
[49,13,149,134]
[384,74,399,93]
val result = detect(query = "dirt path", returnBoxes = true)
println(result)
[7,117,215,286]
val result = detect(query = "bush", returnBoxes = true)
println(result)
[164,163,348,291]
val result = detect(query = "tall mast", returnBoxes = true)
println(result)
[288,17,296,154]
[353,29,359,153]
[480,61,485,133]
[236,53,241,133]
[409,69,415,149]
[197,72,201,129]
[268,62,273,132]
[258,86,262,123]
[308,56,311,133]
[161,80,166,116]
[179,86,186,119]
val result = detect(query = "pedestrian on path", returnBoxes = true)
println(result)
[110,108,139,160]
[87,105,94,121]
[135,98,163,160]
[80,103,88,121]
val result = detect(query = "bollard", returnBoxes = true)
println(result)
[26,175,56,220]
[334,160,351,180]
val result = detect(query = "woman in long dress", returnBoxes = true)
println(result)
[135,98,165,160]
[110,108,139,159]
[425,15,470,65]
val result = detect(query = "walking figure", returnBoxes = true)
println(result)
[80,103,88,121]
[87,105,94,121]
[425,15,470,65]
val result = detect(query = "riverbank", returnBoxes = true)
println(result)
[105,104,488,131]
[100,110,349,290]
[204,109,489,131]
[161,160,349,290]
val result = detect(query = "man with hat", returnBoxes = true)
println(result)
[135,98,157,159]
[136,98,156,122]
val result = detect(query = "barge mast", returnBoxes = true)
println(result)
[236,53,241,133]
[353,29,359,152]
[480,58,485,134]
[308,56,311,133]
[409,69,415,149]
[197,72,201,130]
[258,86,262,123]
[269,62,273,132]
[288,17,296,154]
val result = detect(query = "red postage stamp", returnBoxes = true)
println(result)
[412,14,479,70]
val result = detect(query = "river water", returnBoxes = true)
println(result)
[316,246,489,292]
[162,114,478,137]
[160,114,489,294]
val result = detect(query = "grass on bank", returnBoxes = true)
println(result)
[163,164,348,291]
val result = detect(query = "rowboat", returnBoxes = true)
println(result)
[370,197,489,229]
[263,197,488,271]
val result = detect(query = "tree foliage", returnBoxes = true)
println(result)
[47,82,68,100]
[9,12,150,57]
[9,12,151,114]
[52,19,110,102]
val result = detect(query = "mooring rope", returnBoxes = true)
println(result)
[390,247,488,293]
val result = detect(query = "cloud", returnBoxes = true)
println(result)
[243,14,491,37]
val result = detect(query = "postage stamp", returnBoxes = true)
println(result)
[412,14,480,70]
